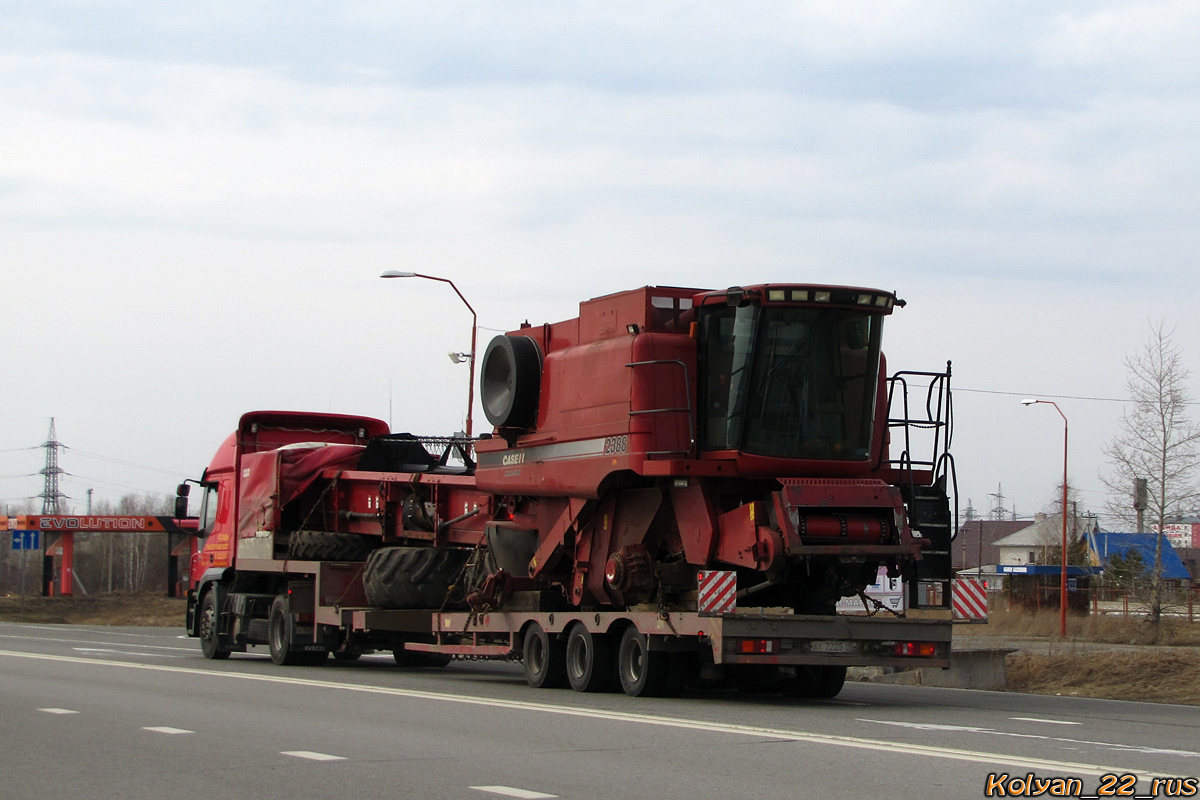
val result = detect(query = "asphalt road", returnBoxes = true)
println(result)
[2,621,1198,800]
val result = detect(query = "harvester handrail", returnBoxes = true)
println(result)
[626,359,696,456]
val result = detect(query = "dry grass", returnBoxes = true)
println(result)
[1007,650,1200,705]
[974,605,1200,646]
[0,594,185,626]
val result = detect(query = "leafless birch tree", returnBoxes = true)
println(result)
[1102,321,1200,626]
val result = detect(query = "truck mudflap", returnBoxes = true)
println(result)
[433,610,951,669]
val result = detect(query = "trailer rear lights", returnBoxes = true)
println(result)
[892,642,938,657]
[729,638,781,655]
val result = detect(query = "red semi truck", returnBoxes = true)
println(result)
[183,283,956,698]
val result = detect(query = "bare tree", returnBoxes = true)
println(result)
[1102,321,1200,626]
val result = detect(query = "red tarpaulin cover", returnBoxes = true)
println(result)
[237,444,364,539]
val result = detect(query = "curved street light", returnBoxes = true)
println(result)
[1022,398,1069,639]
[380,271,477,438]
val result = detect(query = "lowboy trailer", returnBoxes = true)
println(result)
[184,283,957,697]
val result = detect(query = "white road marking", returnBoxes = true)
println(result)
[1010,716,1082,726]
[0,649,1161,779]
[0,624,181,640]
[471,786,557,799]
[72,647,185,659]
[142,726,193,735]
[281,751,346,762]
[858,719,1200,759]
[0,633,196,652]
[38,708,79,715]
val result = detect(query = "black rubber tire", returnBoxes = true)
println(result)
[363,546,469,609]
[392,645,452,668]
[565,623,613,693]
[522,623,567,689]
[480,335,542,429]
[617,626,668,697]
[732,665,778,695]
[268,594,326,666]
[198,590,230,660]
[661,652,696,698]
[287,530,374,562]
[413,652,453,668]
[783,665,847,699]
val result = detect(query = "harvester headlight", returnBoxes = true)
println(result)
[814,291,831,302]
[768,289,786,301]
[858,294,873,305]
[791,290,809,301]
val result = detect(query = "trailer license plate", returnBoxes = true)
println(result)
[808,640,856,654]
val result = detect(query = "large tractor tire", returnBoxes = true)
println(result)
[363,546,469,609]
[287,530,375,562]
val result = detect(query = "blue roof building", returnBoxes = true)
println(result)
[1086,531,1191,581]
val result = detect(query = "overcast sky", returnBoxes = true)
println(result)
[3,2,1198,528]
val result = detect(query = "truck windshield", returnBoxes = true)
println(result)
[701,304,883,460]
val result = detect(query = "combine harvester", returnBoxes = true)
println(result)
[183,283,956,698]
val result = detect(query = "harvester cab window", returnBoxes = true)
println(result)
[700,302,883,461]
[701,304,758,450]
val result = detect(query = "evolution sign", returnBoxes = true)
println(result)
[14,515,192,534]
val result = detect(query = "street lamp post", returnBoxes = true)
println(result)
[380,271,477,438]
[1021,398,1069,639]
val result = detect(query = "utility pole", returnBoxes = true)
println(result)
[87,488,93,515]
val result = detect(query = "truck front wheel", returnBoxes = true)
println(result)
[198,590,230,660]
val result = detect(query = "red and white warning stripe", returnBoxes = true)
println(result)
[698,570,737,614]
[952,578,988,620]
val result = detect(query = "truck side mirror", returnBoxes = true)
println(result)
[174,494,189,520]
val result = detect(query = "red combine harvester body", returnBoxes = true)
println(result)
[185,283,957,697]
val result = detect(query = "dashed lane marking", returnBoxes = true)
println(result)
[38,708,79,715]
[281,751,346,762]
[142,726,193,735]
[470,786,557,799]
[0,649,1158,779]
[1010,717,1082,726]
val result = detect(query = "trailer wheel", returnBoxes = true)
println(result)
[783,665,847,699]
[363,546,469,609]
[198,590,230,660]
[617,626,668,697]
[565,623,613,693]
[522,623,567,689]
[268,595,326,666]
[287,530,374,562]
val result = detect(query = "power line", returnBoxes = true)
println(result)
[956,386,1200,404]
[64,447,183,476]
